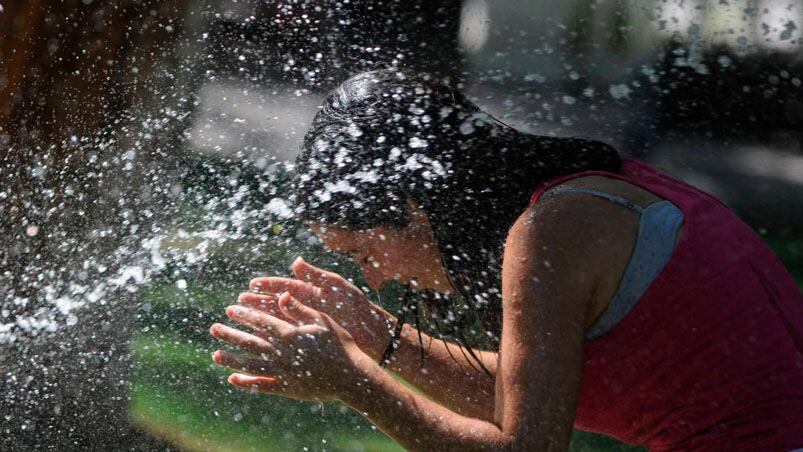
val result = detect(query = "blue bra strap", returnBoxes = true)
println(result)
[542,186,645,214]
[585,200,684,339]
[539,185,684,340]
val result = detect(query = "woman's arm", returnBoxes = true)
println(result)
[245,260,497,420]
[340,202,597,450]
[340,351,509,451]
[382,322,497,419]
[215,199,601,450]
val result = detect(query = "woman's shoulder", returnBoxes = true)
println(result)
[519,176,649,234]
[508,189,627,268]
[504,190,611,327]
[510,180,649,324]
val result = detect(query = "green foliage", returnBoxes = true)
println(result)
[130,333,402,451]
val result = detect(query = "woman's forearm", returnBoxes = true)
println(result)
[382,323,497,421]
[341,352,510,451]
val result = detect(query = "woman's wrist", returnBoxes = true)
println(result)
[335,343,379,401]
[360,305,427,367]
[360,306,396,361]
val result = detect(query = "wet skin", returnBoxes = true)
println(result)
[309,199,455,293]
[209,177,676,450]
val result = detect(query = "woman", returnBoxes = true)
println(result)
[209,70,803,451]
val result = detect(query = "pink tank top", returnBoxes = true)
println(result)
[529,159,803,451]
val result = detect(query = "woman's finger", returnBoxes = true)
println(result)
[227,373,279,393]
[237,292,286,318]
[226,305,295,337]
[249,277,323,306]
[212,350,278,376]
[291,257,349,292]
[278,292,324,326]
[209,323,276,356]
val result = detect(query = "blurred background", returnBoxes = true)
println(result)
[1,0,801,450]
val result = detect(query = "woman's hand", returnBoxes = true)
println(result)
[240,257,393,361]
[210,292,366,401]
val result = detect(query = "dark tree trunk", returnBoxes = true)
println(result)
[1,1,197,449]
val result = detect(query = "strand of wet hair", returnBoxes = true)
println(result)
[420,288,474,372]
[456,338,481,374]
[378,287,492,379]
[410,292,426,368]
[437,291,494,378]
[379,286,418,367]
[429,314,477,373]
[453,329,493,378]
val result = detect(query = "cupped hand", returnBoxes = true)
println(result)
[241,257,393,361]
[210,292,366,401]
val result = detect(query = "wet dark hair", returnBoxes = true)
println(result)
[293,69,621,370]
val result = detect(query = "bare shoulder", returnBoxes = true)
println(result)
[495,198,602,452]
[505,189,645,326]
[503,194,608,302]
[507,190,626,251]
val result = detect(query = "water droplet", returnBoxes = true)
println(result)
[609,84,632,100]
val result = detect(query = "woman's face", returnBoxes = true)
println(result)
[311,201,455,293]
